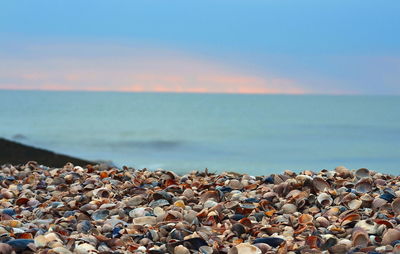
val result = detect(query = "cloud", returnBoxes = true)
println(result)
[0,43,306,94]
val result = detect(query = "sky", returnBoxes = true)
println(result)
[1,0,399,94]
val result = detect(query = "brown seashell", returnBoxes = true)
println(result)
[352,227,369,247]
[16,197,30,206]
[298,214,313,225]
[335,166,351,178]
[341,213,361,226]
[392,197,400,214]
[312,177,330,192]
[315,216,330,228]
[355,168,370,178]
[382,228,400,245]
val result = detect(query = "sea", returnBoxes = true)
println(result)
[1,90,399,175]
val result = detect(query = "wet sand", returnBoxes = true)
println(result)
[0,161,399,253]
[0,138,93,167]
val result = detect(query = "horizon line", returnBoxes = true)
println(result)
[0,88,397,96]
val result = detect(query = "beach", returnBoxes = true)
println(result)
[0,159,399,253]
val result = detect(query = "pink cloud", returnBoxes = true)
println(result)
[0,44,307,94]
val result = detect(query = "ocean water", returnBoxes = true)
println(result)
[0,90,399,175]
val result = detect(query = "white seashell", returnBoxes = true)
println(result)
[133,216,157,225]
[317,193,333,207]
[75,243,98,254]
[174,245,190,254]
[228,243,262,254]
[347,199,362,210]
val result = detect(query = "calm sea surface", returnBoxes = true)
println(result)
[1,90,399,175]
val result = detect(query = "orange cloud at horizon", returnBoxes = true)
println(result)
[0,45,308,95]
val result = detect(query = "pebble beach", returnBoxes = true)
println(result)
[0,162,400,254]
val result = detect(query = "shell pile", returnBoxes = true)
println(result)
[0,162,400,253]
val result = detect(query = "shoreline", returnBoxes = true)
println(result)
[0,162,399,253]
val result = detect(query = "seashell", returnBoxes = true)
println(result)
[347,199,362,210]
[133,216,157,225]
[129,207,147,218]
[0,243,14,254]
[372,198,388,210]
[253,243,271,253]
[380,192,396,202]
[174,245,190,254]
[393,198,400,214]
[199,190,221,204]
[150,199,170,208]
[53,247,73,254]
[352,227,369,247]
[231,223,246,236]
[382,228,400,245]
[355,178,372,193]
[341,213,361,226]
[227,179,244,190]
[203,200,218,209]
[94,188,113,199]
[335,166,351,178]
[75,243,99,254]
[228,243,261,254]
[80,203,98,212]
[355,168,370,178]
[281,203,297,214]
[5,239,34,252]
[253,237,285,248]
[15,197,29,206]
[153,191,173,201]
[91,209,110,221]
[125,196,144,207]
[77,220,92,233]
[298,214,313,224]
[355,220,379,234]
[174,200,186,208]
[306,235,322,249]
[317,193,333,207]
[199,246,214,254]
[315,216,330,228]
[182,188,195,199]
[312,177,330,192]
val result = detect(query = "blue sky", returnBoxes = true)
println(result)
[1,0,399,94]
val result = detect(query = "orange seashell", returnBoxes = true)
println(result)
[233,238,244,245]
[294,224,307,234]
[16,233,33,239]
[244,183,258,190]
[99,171,108,179]
[341,213,361,226]
[239,217,252,228]
[375,219,394,228]
[306,235,321,249]
[298,214,313,225]
[265,209,276,217]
